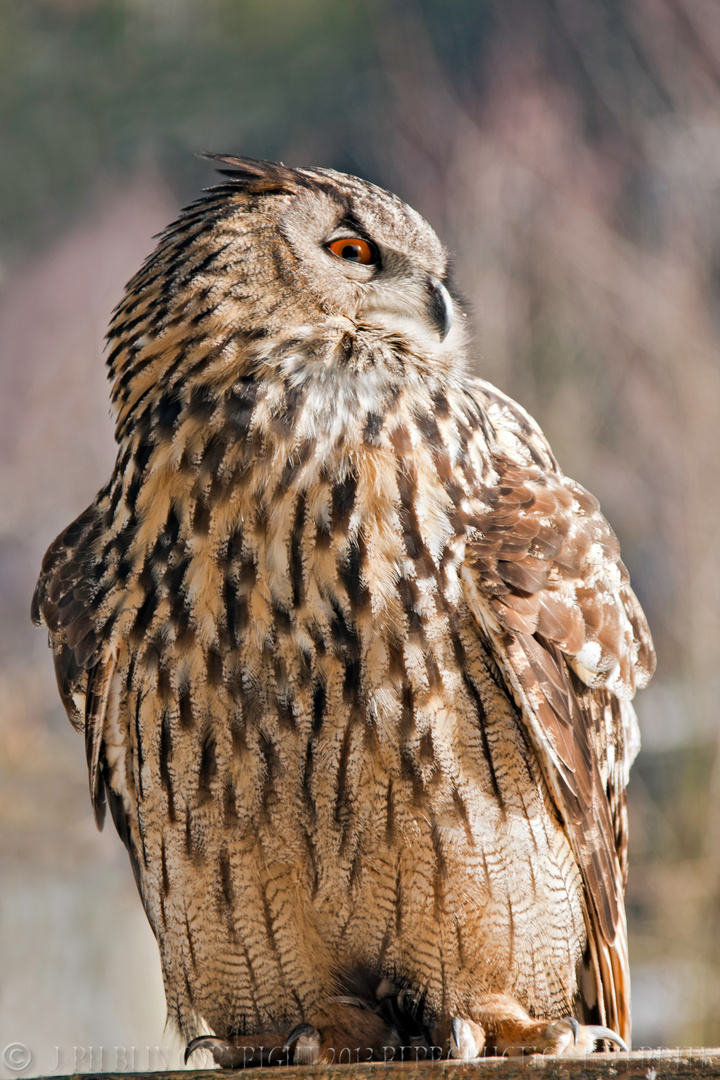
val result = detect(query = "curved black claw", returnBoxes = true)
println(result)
[283,1023,321,1065]
[184,1036,229,1065]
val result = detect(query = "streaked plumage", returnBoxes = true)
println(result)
[32,156,654,1061]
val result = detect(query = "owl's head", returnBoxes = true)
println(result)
[108,156,467,440]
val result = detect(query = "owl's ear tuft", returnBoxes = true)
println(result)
[200,153,299,194]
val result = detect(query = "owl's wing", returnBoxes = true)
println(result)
[459,383,654,1041]
[31,493,119,830]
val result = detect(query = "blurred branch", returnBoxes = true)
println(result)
[662,0,720,91]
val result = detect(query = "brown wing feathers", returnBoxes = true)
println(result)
[463,447,654,1039]
[32,502,108,723]
[469,461,653,694]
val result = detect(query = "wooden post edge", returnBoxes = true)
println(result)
[29,1048,720,1080]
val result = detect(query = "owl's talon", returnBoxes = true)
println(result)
[184,1031,296,1068]
[583,1025,628,1052]
[495,1016,628,1056]
[185,1036,219,1065]
[184,1035,249,1067]
[284,1022,322,1065]
[450,1016,485,1060]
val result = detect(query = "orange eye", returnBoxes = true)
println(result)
[327,237,378,265]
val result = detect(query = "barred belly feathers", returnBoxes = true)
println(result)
[32,156,654,1063]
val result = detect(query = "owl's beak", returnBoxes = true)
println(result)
[355,272,454,344]
[426,275,453,341]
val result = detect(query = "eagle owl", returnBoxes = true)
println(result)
[32,156,654,1063]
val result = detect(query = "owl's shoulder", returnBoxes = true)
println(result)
[457,377,560,475]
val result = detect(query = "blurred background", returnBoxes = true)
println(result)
[1,0,719,1071]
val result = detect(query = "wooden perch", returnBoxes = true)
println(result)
[38,1048,720,1080]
